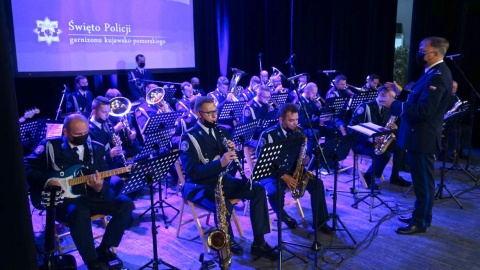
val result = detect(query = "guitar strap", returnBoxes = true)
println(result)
[85,137,94,165]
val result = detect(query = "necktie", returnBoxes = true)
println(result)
[72,147,80,160]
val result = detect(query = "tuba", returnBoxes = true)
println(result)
[291,128,314,199]
[109,97,133,145]
[229,68,247,101]
[207,170,232,270]
[374,116,398,155]
[146,86,172,112]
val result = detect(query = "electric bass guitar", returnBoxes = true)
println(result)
[19,108,40,123]
[45,164,132,199]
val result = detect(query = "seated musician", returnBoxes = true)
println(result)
[256,103,332,233]
[240,76,261,102]
[361,73,381,92]
[207,76,235,108]
[88,96,127,195]
[171,99,197,149]
[135,83,173,135]
[179,96,279,261]
[349,86,410,190]
[24,114,134,270]
[175,81,200,113]
[190,76,206,96]
[270,75,287,94]
[325,75,354,136]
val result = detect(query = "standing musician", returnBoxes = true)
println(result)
[88,96,126,195]
[325,75,354,136]
[381,36,453,235]
[24,114,134,270]
[66,75,94,117]
[127,54,153,102]
[349,86,411,190]
[190,76,206,96]
[175,81,201,113]
[179,97,279,261]
[361,73,381,92]
[256,103,331,233]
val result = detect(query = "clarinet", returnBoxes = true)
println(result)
[214,122,251,188]
[105,119,128,166]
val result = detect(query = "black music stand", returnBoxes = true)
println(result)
[271,93,289,105]
[138,169,179,270]
[349,91,378,113]
[163,87,177,103]
[143,112,182,136]
[325,96,349,116]
[134,128,175,161]
[251,137,307,268]
[132,152,182,228]
[260,118,278,130]
[316,133,357,248]
[435,110,467,208]
[231,120,259,170]
[218,101,247,122]
[349,123,395,221]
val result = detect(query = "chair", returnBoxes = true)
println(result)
[176,198,244,253]
[355,154,388,188]
[55,214,115,255]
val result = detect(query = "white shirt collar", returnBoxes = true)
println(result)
[425,60,443,73]
[89,117,103,129]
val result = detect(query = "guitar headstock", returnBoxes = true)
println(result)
[41,185,64,208]
[19,108,40,123]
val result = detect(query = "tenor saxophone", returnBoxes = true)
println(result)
[291,129,314,199]
[374,115,398,155]
[206,171,232,270]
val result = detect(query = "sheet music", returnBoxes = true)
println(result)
[46,123,63,138]
[348,122,389,136]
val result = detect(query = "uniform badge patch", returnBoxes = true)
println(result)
[34,145,45,155]
[180,141,189,151]
[259,138,266,148]
[66,102,72,108]
[429,86,437,91]
[244,109,251,117]
[355,106,365,115]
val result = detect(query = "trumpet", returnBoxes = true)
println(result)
[267,99,278,112]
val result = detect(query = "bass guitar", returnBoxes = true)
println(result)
[19,108,40,123]
[45,164,132,199]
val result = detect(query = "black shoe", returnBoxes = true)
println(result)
[395,224,426,235]
[398,215,431,227]
[282,215,298,229]
[390,176,411,187]
[96,246,123,268]
[251,242,279,261]
[86,259,109,270]
[367,183,381,190]
[230,239,244,255]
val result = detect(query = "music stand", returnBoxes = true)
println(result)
[217,101,247,121]
[349,91,377,113]
[136,156,180,269]
[134,128,175,161]
[251,136,308,268]
[271,93,289,105]
[163,87,177,103]
[435,110,468,208]
[316,133,357,249]
[143,112,182,136]
[349,123,395,221]
[324,96,349,117]
[260,118,278,130]
[231,120,259,146]
[133,151,181,229]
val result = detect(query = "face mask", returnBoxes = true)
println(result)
[79,85,89,91]
[201,118,216,129]
[71,134,88,146]
[415,52,427,66]
[138,62,146,68]
[192,84,199,89]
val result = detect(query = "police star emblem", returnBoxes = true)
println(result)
[33,17,62,45]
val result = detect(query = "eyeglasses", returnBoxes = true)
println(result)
[199,110,218,116]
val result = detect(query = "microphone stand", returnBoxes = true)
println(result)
[55,85,69,120]
[288,64,330,270]
[447,58,479,184]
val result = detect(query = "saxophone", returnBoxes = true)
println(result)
[291,129,314,199]
[374,116,398,155]
[206,171,232,270]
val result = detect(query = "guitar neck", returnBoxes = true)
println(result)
[68,166,131,187]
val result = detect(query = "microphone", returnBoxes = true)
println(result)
[285,54,296,65]
[445,53,463,59]
[287,73,308,82]
[63,84,70,93]
[318,70,337,74]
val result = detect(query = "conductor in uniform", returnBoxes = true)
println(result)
[179,96,278,261]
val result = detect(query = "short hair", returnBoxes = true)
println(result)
[278,103,299,119]
[181,81,191,91]
[145,84,159,93]
[105,88,122,100]
[75,75,87,85]
[91,96,110,111]
[217,76,229,86]
[63,113,88,131]
[190,77,200,84]
[366,73,380,81]
[422,37,449,56]
[304,82,318,93]
[258,85,270,93]
[135,54,145,62]
[334,74,347,83]
[194,96,215,112]
[378,85,396,98]
[250,76,261,85]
